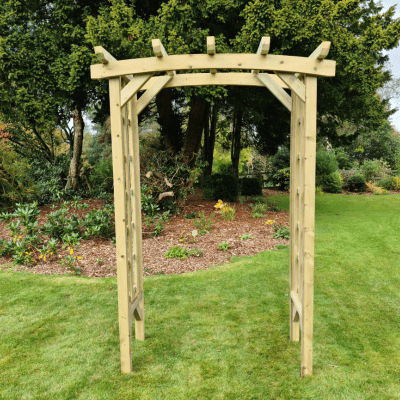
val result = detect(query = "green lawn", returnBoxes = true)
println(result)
[1,194,400,399]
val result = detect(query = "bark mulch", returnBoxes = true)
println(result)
[0,189,289,278]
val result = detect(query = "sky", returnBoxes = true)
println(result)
[381,1,400,131]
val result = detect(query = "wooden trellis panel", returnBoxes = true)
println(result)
[92,38,334,376]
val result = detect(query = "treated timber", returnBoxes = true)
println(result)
[91,54,336,79]
[109,78,133,373]
[130,95,145,340]
[290,92,301,342]
[95,46,133,82]
[275,72,305,102]
[301,76,317,377]
[207,36,217,74]
[121,74,154,107]
[152,39,175,76]
[136,75,173,115]
[253,36,270,73]
[255,73,292,111]
[140,72,289,90]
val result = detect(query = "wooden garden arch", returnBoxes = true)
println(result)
[90,37,336,377]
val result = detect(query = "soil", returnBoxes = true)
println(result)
[0,189,290,278]
[2,187,399,278]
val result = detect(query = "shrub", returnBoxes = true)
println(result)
[316,150,339,176]
[268,147,290,187]
[203,173,238,202]
[0,142,34,206]
[322,171,343,193]
[334,148,353,170]
[271,168,290,190]
[378,175,398,190]
[338,170,359,188]
[361,159,390,182]
[238,177,263,196]
[347,174,366,192]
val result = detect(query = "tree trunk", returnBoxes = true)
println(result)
[65,108,84,191]
[155,89,183,154]
[203,103,218,179]
[231,109,243,179]
[183,95,209,168]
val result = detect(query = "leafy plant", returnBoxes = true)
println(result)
[59,248,83,275]
[239,233,254,240]
[218,242,230,251]
[347,174,366,192]
[366,182,388,195]
[164,246,189,260]
[250,202,268,214]
[193,212,214,235]
[251,212,264,218]
[188,247,204,257]
[361,159,390,182]
[183,211,198,219]
[322,171,343,193]
[271,224,290,239]
[82,205,115,238]
[214,200,235,221]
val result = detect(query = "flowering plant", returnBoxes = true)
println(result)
[214,200,235,221]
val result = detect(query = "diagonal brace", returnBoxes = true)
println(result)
[255,73,292,112]
[136,75,173,115]
[275,72,305,102]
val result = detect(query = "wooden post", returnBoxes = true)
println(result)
[130,94,145,340]
[289,93,300,342]
[109,78,133,373]
[301,75,317,377]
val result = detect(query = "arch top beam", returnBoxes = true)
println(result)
[91,53,336,80]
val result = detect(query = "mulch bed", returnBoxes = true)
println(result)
[2,187,399,278]
[0,189,289,278]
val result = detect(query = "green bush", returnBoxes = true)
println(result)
[347,174,366,192]
[334,148,353,170]
[271,167,290,190]
[322,171,343,193]
[316,150,339,176]
[378,175,397,190]
[361,159,390,182]
[89,156,113,194]
[203,173,238,202]
[268,147,290,187]
[239,177,263,196]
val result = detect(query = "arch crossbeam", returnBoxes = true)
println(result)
[91,37,336,378]
[91,53,335,80]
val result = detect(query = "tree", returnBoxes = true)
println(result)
[86,0,400,175]
[0,0,107,190]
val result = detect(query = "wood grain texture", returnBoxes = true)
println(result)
[91,54,336,79]
[136,75,173,115]
[121,74,154,107]
[255,73,292,111]
[140,72,289,90]
[109,78,133,373]
[301,76,317,377]
[276,72,305,102]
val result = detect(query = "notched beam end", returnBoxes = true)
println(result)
[207,36,216,55]
[152,38,168,57]
[257,36,270,55]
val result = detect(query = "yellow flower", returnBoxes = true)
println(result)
[214,200,225,209]
[43,256,46,262]
[77,256,82,259]
[70,248,74,255]
[265,220,275,224]
[18,236,22,239]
